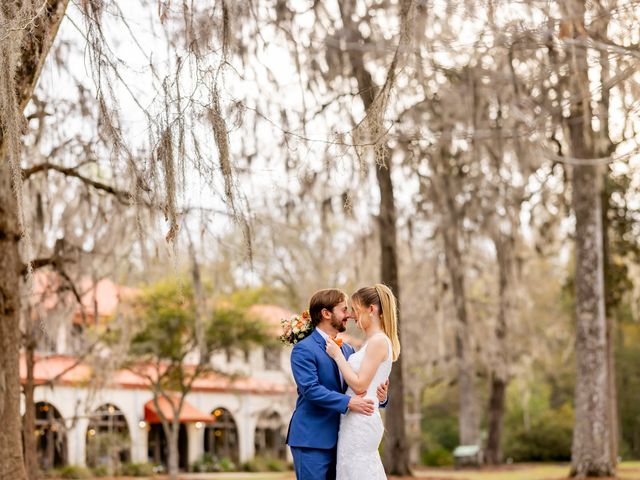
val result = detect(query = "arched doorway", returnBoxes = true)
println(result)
[34,401,67,471]
[254,411,286,460]
[204,408,239,462]
[86,404,131,472]
[147,424,188,471]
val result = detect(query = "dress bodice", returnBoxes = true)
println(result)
[337,333,392,479]
[344,333,393,409]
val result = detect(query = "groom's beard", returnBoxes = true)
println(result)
[331,315,347,333]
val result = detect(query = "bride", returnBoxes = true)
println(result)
[325,284,401,480]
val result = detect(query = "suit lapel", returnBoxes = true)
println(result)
[311,329,342,387]
[340,344,350,392]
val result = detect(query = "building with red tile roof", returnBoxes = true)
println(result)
[21,275,297,472]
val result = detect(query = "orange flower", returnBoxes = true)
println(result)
[301,310,310,319]
[332,336,343,348]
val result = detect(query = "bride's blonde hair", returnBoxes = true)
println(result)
[351,284,401,361]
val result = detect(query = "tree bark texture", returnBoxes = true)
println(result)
[486,231,511,464]
[166,419,180,479]
[0,3,69,479]
[23,318,39,480]
[0,160,26,480]
[595,9,619,463]
[566,1,614,475]
[486,376,506,464]
[433,154,480,448]
[570,155,613,478]
[441,219,480,447]
[601,179,619,466]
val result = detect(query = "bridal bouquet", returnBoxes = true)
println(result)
[280,310,314,345]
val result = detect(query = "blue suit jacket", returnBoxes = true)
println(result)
[286,328,389,449]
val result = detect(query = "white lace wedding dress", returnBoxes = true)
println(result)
[336,333,392,480]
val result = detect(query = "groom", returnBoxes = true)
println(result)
[286,288,389,479]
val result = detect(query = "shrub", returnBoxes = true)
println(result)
[90,465,108,477]
[421,447,454,467]
[57,466,93,479]
[191,453,216,473]
[266,458,288,471]
[504,403,574,462]
[218,457,237,472]
[191,454,237,473]
[243,456,268,472]
[120,462,155,476]
[243,456,289,472]
[421,387,460,453]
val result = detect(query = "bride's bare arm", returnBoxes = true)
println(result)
[326,336,388,394]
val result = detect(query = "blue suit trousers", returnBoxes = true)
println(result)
[291,446,337,480]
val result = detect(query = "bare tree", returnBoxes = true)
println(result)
[0,3,69,478]
[561,2,613,476]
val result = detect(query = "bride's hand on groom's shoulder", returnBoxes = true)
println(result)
[325,337,343,359]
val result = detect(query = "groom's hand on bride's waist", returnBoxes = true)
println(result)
[348,393,375,415]
[376,379,389,404]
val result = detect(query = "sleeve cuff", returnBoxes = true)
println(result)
[341,395,350,414]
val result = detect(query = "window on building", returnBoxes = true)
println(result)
[86,404,131,469]
[254,411,287,460]
[204,408,239,462]
[263,346,280,371]
[34,402,67,471]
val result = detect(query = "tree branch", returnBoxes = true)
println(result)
[22,162,136,205]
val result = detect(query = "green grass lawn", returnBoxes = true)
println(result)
[169,462,640,479]
[408,462,640,480]
[49,463,640,480]
[169,462,640,480]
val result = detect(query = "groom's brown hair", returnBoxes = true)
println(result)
[309,288,348,327]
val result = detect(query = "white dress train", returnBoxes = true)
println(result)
[336,333,393,480]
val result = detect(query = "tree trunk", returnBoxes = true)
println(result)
[486,376,506,464]
[566,2,614,475]
[0,3,69,478]
[486,232,511,464]
[0,159,27,480]
[435,156,480,448]
[23,314,39,480]
[595,8,619,464]
[605,284,618,467]
[601,175,619,466]
[338,2,411,475]
[443,234,480,447]
[376,152,411,476]
[569,156,613,478]
[165,420,180,480]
